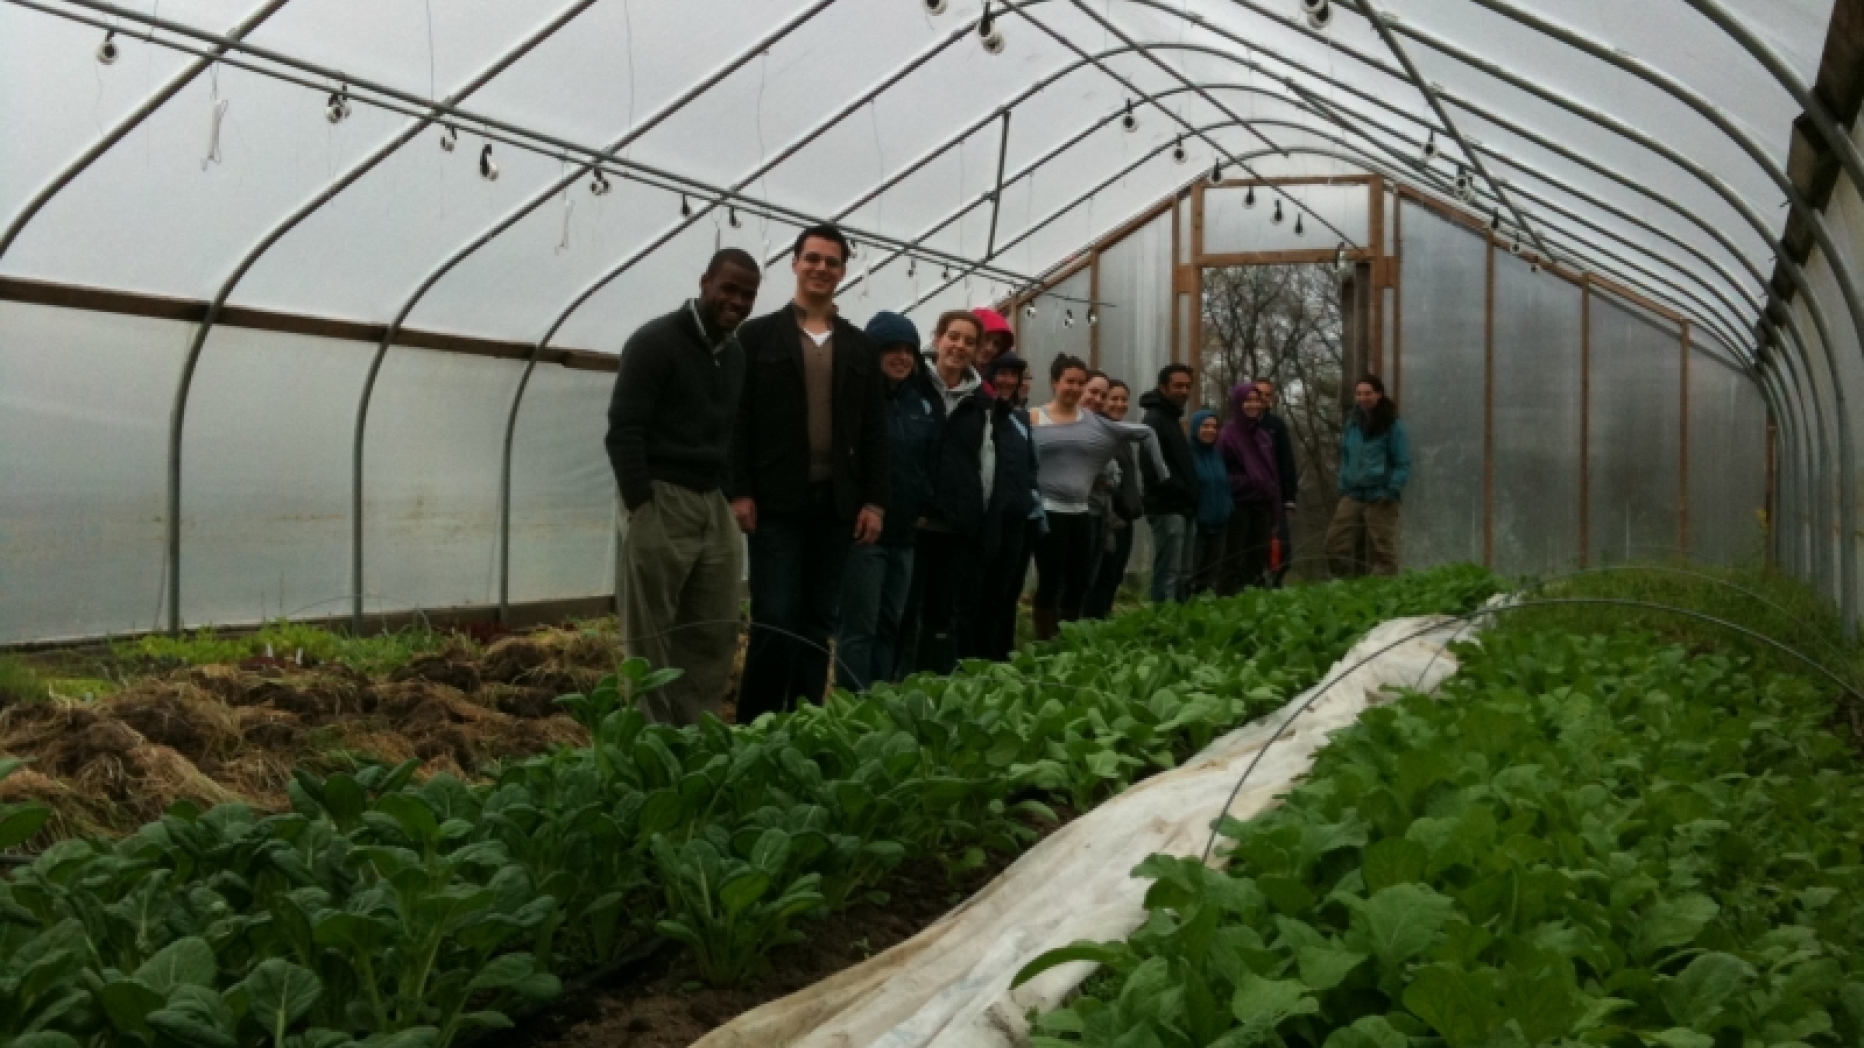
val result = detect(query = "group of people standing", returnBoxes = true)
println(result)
[604,221,1411,728]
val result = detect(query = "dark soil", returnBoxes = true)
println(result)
[501,814,1073,1048]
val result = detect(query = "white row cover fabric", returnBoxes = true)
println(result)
[688,612,1474,1048]
[0,0,1834,349]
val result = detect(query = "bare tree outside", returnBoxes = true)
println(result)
[1198,264,1347,580]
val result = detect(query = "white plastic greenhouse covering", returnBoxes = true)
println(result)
[0,0,1858,644]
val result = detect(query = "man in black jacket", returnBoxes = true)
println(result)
[729,224,889,721]
[1139,364,1198,603]
[606,248,760,725]
[1255,379,1299,586]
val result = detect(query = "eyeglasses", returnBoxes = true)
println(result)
[799,252,846,269]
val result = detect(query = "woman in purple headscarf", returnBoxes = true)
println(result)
[1217,382,1283,594]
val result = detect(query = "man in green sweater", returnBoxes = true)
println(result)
[605,248,761,725]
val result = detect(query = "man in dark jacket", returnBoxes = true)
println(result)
[729,224,889,721]
[1139,364,1198,603]
[605,248,760,726]
[1255,379,1299,586]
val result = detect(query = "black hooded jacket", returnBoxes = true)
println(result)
[1139,389,1198,516]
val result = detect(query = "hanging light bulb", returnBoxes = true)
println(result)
[908,257,917,278]
[679,194,692,218]
[1420,130,1437,164]
[97,29,119,65]
[1172,137,1186,164]
[1294,212,1305,237]
[1305,0,1333,31]
[1087,307,1099,326]
[325,87,352,124]
[1064,308,1076,327]
[728,206,741,228]
[1272,199,1284,225]
[943,264,953,280]
[1333,243,1348,274]
[1024,300,1037,318]
[978,1,1004,53]
[1488,208,1501,232]
[590,170,611,196]
[1209,161,1224,185]
[439,125,458,152]
[1244,185,1257,209]
[924,0,948,13]
[478,144,499,182]
[1510,234,1522,255]
[1121,99,1138,133]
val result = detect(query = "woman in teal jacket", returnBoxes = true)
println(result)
[1325,374,1410,577]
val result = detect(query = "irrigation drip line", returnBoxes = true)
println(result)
[1199,595,1864,865]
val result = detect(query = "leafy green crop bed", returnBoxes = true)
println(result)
[0,567,1496,1048]
[1021,615,1864,1048]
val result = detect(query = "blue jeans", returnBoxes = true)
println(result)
[1148,513,1192,603]
[740,484,852,722]
[836,543,915,691]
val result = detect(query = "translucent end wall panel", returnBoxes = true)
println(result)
[508,366,619,604]
[0,303,182,644]
[1019,267,1092,403]
[1587,295,1684,565]
[1202,183,1371,256]
[1093,212,1173,395]
[1491,254,1582,578]
[361,350,513,615]
[1686,354,1769,565]
[1397,202,1486,570]
[180,328,369,626]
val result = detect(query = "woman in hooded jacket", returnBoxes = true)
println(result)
[1325,374,1410,577]
[1186,409,1231,596]
[1217,382,1283,595]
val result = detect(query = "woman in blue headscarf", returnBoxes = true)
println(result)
[1186,408,1232,597]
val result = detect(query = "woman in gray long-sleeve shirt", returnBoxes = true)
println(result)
[1028,354,1168,639]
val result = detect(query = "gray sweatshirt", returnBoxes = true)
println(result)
[1031,409,1168,514]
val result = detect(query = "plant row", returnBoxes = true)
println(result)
[0,566,1499,1048]
[1020,618,1864,1047]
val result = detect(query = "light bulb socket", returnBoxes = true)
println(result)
[924,0,948,13]
[479,144,499,181]
[1272,199,1284,224]
[1306,2,1333,30]
[680,195,692,218]
[1121,100,1137,132]
[1172,138,1186,164]
[1064,308,1075,327]
[439,125,457,152]
[1024,302,1037,318]
[980,28,1005,54]
[1244,185,1256,208]
[591,171,611,196]
[97,30,119,65]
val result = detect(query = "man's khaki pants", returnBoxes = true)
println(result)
[1324,495,1402,578]
[622,481,743,726]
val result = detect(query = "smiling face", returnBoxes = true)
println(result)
[1105,384,1130,421]
[1082,375,1111,414]
[1196,417,1219,445]
[698,259,761,332]
[792,235,846,300]
[879,345,917,382]
[1241,388,1265,419]
[935,318,980,378]
[1355,381,1380,413]
[1053,367,1088,410]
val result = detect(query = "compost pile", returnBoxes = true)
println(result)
[0,628,615,839]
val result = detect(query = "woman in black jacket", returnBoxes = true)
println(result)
[904,311,993,673]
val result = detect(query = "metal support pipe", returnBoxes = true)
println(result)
[350,0,841,629]
[986,109,1012,259]
[162,0,598,634]
[1348,0,1553,262]
[0,0,292,259]
[996,0,1355,247]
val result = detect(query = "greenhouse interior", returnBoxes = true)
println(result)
[4,0,1864,1046]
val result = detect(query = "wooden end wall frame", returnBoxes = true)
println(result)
[1393,190,1405,407]
[1190,175,1379,268]
[0,274,616,370]
[1369,175,1387,374]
